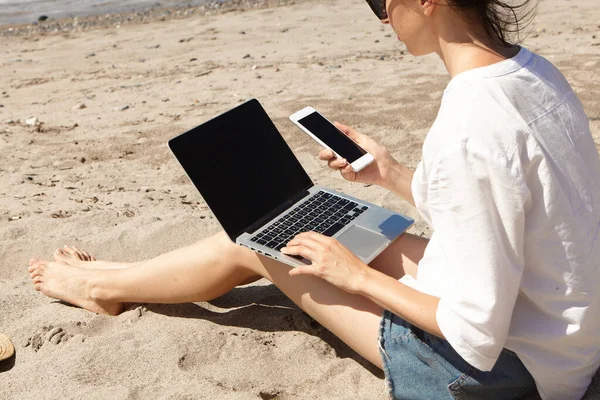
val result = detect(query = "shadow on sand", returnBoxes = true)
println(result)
[142,282,384,379]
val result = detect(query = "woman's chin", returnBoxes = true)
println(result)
[403,44,433,57]
[397,40,418,56]
[402,46,419,56]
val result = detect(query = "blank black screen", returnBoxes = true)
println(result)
[298,112,366,163]
[169,99,313,240]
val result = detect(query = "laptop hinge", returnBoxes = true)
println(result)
[244,188,311,235]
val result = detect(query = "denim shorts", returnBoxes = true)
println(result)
[378,311,538,400]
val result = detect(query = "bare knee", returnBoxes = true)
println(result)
[369,233,427,280]
[203,231,263,279]
[211,231,238,251]
[199,231,243,257]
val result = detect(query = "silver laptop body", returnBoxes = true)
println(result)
[168,99,414,268]
[236,185,412,267]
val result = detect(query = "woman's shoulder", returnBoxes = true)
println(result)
[431,48,580,157]
[441,47,577,131]
[427,85,530,169]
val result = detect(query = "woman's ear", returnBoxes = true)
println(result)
[421,0,436,16]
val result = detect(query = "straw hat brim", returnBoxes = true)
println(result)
[0,334,15,362]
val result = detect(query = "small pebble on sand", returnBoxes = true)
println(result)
[25,117,39,126]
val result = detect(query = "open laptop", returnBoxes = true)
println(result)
[168,99,414,267]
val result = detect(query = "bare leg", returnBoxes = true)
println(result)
[28,231,428,368]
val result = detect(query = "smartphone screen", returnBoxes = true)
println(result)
[297,112,367,163]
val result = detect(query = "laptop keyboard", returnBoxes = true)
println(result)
[249,191,369,253]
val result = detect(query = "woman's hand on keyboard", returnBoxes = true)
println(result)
[319,122,398,188]
[282,231,370,294]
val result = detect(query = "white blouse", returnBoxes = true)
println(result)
[401,47,600,400]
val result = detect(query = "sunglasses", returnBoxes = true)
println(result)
[365,0,388,21]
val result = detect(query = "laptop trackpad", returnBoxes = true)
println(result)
[337,226,388,258]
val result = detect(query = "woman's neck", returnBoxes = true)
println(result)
[435,23,520,78]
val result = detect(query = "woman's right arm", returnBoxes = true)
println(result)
[320,122,415,206]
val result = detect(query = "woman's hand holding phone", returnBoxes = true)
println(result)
[320,122,396,187]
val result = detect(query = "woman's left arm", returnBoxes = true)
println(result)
[282,232,443,338]
[359,266,443,338]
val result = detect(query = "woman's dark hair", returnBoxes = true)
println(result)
[446,0,538,46]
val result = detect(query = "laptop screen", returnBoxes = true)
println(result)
[168,99,313,240]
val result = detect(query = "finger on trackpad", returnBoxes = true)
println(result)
[337,226,388,258]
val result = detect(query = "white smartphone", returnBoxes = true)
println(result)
[289,107,374,172]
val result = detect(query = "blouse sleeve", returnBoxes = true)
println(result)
[427,141,529,371]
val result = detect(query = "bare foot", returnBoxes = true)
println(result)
[54,246,136,270]
[28,258,123,315]
[58,245,96,262]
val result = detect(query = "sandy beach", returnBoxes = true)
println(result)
[0,0,599,398]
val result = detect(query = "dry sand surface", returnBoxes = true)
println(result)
[1,0,599,398]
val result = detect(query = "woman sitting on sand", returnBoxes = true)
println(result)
[28,0,600,399]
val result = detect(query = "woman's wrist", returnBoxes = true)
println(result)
[351,265,379,296]
[379,160,415,206]
[375,152,398,188]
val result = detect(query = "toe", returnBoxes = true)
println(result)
[33,261,46,275]
[28,259,41,273]
[66,246,86,261]
[64,245,76,256]
[81,250,91,261]
[53,249,66,261]
[75,248,87,261]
